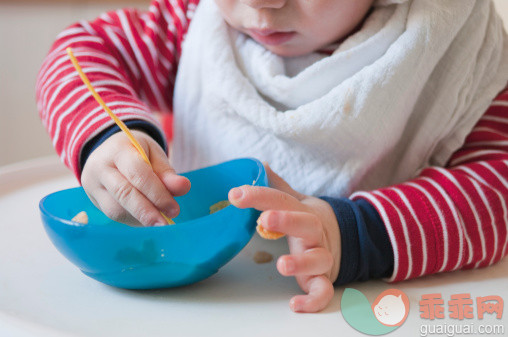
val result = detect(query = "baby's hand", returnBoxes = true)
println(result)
[81,130,190,226]
[228,164,341,313]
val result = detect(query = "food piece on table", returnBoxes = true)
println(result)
[256,217,285,240]
[253,251,273,264]
[209,200,231,214]
[71,211,88,224]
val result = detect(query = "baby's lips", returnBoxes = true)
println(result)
[256,217,285,240]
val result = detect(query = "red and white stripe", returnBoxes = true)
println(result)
[36,0,199,179]
[352,86,508,282]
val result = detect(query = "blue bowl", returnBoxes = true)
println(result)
[39,158,268,289]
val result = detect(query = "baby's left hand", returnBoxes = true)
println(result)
[228,164,341,313]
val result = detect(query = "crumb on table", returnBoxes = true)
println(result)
[253,251,273,264]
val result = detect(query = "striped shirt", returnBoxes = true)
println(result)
[36,0,508,283]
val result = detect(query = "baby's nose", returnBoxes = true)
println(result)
[240,0,286,10]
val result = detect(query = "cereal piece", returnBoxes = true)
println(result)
[71,211,88,224]
[253,251,273,264]
[256,217,285,240]
[209,200,230,214]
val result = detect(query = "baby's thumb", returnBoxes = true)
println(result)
[263,163,305,200]
[150,147,191,197]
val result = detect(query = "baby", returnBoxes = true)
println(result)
[37,0,508,313]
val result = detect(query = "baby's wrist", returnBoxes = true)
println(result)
[319,197,394,286]
[79,120,167,174]
[320,199,341,283]
[305,196,341,283]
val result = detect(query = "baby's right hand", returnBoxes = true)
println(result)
[81,130,190,226]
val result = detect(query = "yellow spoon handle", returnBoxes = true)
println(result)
[66,47,174,225]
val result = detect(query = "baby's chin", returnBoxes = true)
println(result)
[264,43,319,58]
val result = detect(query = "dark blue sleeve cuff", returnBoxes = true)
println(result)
[79,120,167,173]
[319,197,394,286]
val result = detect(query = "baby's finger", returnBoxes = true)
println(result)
[277,248,333,276]
[90,187,139,226]
[148,142,191,197]
[228,185,306,212]
[100,168,168,226]
[258,210,322,245]
[115,150,180,219]
[289,275,334,313]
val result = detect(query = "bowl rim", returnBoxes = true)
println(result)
[39,157,266,229]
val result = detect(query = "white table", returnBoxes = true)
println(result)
[1,156,507,337]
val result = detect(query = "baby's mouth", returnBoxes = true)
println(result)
[246,28,296,46]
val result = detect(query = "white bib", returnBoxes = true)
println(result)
[171,0,508,197]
